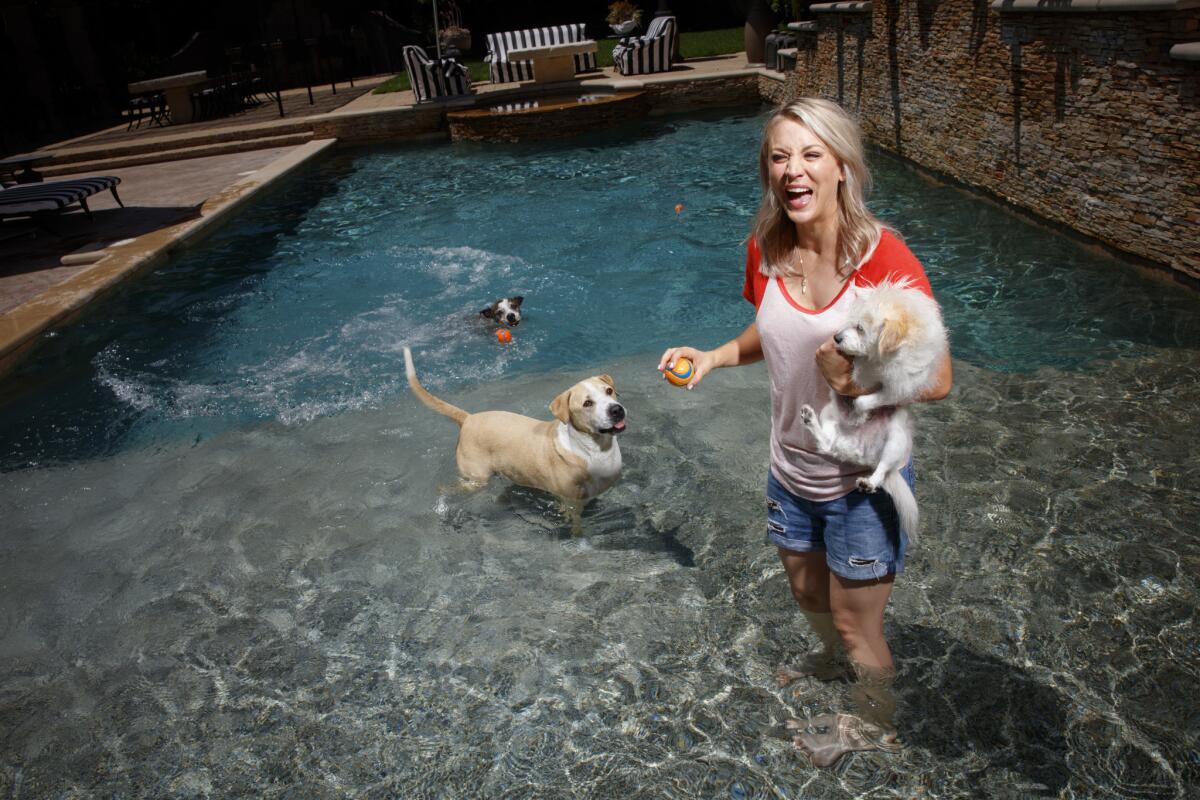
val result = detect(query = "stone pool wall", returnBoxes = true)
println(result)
[645,74,764,113]
[780,1,1200,282]
[447,93,652,143]
[311,106,445,144]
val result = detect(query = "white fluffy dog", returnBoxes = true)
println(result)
[799,280,947,544]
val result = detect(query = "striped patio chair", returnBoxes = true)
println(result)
[0,176,123,221]
[402,45,472,103]
[613,16,677,76]
[484,24,598,84]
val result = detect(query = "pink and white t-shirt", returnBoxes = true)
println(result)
[741,229,934,502]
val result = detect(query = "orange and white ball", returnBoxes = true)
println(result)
[664,357,694,387]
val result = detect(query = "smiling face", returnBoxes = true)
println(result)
[550,376,626,436]
[765,117,845,233]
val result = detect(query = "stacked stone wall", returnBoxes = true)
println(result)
[311,106,446,144]
[646,75,764,112]
[783,2,1200,280]
[448,94,651,142]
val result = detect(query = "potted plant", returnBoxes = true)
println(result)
[607,1,643,37]
[437,0,471,55]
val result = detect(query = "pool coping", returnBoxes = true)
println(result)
[0,138,338,380]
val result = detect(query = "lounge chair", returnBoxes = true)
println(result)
[0,176,123,221]
[401,46,472,103]
[613,15,677,76]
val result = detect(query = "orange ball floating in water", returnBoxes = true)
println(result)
[674,203,684,214]
[664,357,694,386]
[496,329,513,344]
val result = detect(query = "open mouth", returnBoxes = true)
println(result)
[600,419,627,434]
[785,185,813,211]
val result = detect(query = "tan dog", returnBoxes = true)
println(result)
[403,347,626,530]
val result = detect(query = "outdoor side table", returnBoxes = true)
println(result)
[507,41,598,84]
[0,153,55,184]
[127,71,209,124]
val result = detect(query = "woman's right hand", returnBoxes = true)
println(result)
[657,346,716,390]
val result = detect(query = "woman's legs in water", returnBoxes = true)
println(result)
[777,550,901,765]
[829,572,894,671]
[830,573,898,732]
[777,548,830,613]
[774,549,845,683]
[775,548,898,678]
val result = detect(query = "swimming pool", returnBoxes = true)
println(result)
[1,108,1197,797]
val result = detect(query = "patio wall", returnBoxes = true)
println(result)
[781,1,1200,282]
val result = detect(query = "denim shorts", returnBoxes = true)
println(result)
[765,465,913,581]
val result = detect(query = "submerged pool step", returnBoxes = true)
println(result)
[40,132,316,178]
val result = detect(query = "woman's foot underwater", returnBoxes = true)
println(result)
[774,652,850,686]
[786,713,903,768]
[776,609,848,685]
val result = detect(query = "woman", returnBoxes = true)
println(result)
[658,99,952,766]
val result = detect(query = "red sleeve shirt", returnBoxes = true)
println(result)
[742,229,933,309]
[742,236,767,307]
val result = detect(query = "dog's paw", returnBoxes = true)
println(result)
[856,477,878,494]
[799,405,817,427]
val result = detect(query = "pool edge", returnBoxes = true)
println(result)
[0,138,339,382]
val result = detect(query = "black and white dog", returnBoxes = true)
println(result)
[479,296,524,327]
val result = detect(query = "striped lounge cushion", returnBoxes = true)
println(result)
[0,176,121,209]
[402,46,471,103]
[613,16,676,76]
[484,24,597,84]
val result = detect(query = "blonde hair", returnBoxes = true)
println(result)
[751,98,885,278]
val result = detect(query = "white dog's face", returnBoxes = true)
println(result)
[550,376,626,436]
[834,287,919,361]
[480,296,523,327]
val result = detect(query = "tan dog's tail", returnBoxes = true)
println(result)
[883,470,919,547]
[403,347,468,426]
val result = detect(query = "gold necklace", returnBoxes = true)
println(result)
[796,249,808,294]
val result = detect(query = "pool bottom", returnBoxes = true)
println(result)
[0,349,1196,797]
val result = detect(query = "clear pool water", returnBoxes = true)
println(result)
[1,108,1198,798]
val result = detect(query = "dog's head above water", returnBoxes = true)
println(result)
[833,280,944,362]
[480,296,524,327]
[550,375,627,436]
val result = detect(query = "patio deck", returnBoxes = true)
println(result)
[59,76,391,151]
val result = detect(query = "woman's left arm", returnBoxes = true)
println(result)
[816,340,953,402]
[918,350,953,402]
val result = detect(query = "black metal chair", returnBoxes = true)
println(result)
[240,43,284,116]
[124,92,168,129]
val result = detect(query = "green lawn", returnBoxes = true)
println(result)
[373,27,744,95]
